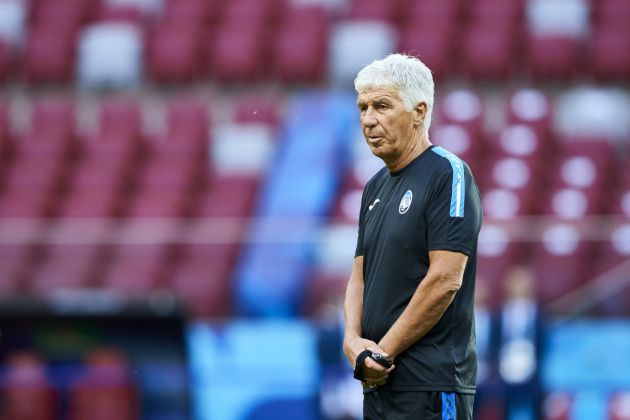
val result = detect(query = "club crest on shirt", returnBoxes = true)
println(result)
[399,190,413,214]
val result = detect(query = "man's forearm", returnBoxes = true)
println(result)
[378,272,460,358]
[344,257,364,340]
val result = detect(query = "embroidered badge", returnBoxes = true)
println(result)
[399,190,413,214]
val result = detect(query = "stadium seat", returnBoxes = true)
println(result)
[233,94,281,126]
[398,23,453,81]
[125,187,189,218]
[271,12,328,84]
[23,24,75,85]
[526,35,582,82]
[2,154,64,190]
[32,0,91,28]
[0,0,27,47]
[0,244,33,295]
[208,21,267,83]
[165,97,209,141]
[58,186,123,218]
[0,38,10,83]
[594,0,630,30]
[0,187,52,218]
[530,223,595,304]
[0,351,57,420]
[589,27,630,82]
[328,21,397,86]
[29,244,104,293]
[506,88,553,141]
[148,23,203,83]
[195,175,259,219]
[437,90,484,141]
[169,244,238,317]
[346,0,401,23]
[161,0,217,27]
[460,23,515,81]
[69,348,138,420]
[77,22,144,90]
[98,98,143,139]
[99,244,171,296]
[430,124,481,170]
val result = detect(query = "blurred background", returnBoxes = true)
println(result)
[0,0,629,419]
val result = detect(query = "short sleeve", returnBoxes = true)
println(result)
[355,186,368,257]
[426,166,482,256]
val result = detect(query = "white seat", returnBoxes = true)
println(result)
[77,23,144,90]
[0,0,26,46]
[328,20,397,87]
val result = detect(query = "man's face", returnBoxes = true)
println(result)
[357,86,417,163]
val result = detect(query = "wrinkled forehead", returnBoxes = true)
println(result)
[356,85,403,104]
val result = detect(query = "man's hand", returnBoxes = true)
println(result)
[343,336,395,386]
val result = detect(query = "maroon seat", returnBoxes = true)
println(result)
[98,99,143,139]
[1,352,57,420]
[347,0,401,23]
[16,99,76,159]
[208,22,266,83]
[166,97,209,141]
[71,153,130,190]
[222,0,277,23]
[271,17,327,84]
[0,244,33,294]
[477,226,527,307]
[589,27,630,82]
[437,90,485,140]
[402,0,460,23]
[195,175,259,218]
[460,24,515,81]
[468,0,523,23]
[530,223,594,304]
[0,188,52,218]
[161,0,216,26]
[0,39,9,84]
[481,157,540,213]
[99,244,170,296]
[487,125,552,172]
[69,348,138,420]
[0,102,12,159]
[168,244,239,317]
[233,94,280,126]
[32,0,91,27]
[506,89,553,141]
[96,4,144,25]
[125,187,189,218]
[595,0,630,30]
[398,24,453,81]
[526,35,582,82]
[23,24,75,85]
[2,154,63,190]
[138,154,200,190]
[29,244,103,293]
[148,23,203,83]
[58,187,122,218]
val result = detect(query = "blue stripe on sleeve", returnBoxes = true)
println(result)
[432,146,465,218]
[442,392,456,420]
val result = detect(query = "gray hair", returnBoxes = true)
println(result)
[354,53,435,132]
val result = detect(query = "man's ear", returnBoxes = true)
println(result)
[413,103,427,127]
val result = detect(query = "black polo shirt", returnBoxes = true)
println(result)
[355,145,482,393]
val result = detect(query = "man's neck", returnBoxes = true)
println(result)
[386,130,431,172]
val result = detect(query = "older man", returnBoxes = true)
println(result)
[343,54,483,419]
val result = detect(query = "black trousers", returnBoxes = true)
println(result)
[363,389,474,420]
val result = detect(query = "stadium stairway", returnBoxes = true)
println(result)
[233,90,355,317]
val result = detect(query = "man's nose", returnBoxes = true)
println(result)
[363,108,378,127]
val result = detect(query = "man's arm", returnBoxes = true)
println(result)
[343,256,393,385]
[378,250,468,359]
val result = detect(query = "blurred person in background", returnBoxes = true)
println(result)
[473,278,503,420]
[342,53,483,419]
[498,266,544,420]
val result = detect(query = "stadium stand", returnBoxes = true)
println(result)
[0,0,629,418]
